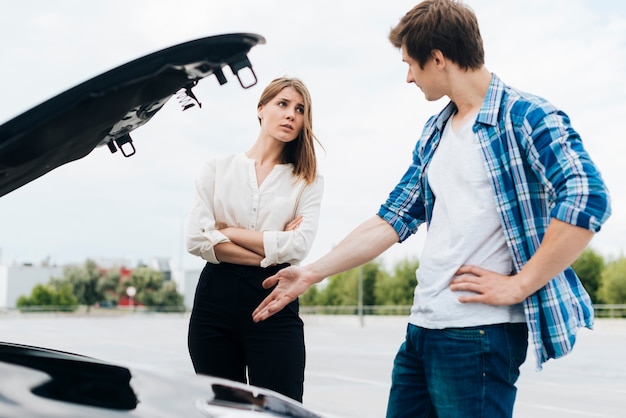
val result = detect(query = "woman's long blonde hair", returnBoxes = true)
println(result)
[257,77,322,184]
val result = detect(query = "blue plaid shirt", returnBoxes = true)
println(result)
[378,73,611,369]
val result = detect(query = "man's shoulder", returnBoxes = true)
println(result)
[496,78,559,118]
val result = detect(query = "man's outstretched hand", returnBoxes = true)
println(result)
[252,216,400,322]
[252,265,314,322]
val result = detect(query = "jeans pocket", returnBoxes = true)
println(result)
[504,323,528,383]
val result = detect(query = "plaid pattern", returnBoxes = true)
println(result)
[378,73,611,368]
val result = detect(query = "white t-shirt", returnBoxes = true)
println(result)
[186,153,324,268]
[409,116,525,328]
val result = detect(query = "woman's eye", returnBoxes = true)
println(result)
[296,107,304,114]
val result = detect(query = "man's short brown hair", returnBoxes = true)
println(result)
[389,0,485,70]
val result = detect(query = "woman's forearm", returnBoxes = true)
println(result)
[221,227,265,256]
[214,241,264,266]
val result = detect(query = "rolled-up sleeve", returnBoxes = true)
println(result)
[186,160,230,264]
[260,175,324,267]
[528,109,612,232]
[378,146,427,242]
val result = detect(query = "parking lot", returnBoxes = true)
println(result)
[1,312,624,417]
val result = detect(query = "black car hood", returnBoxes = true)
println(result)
[0,32,265,198]
[0,342,322,417]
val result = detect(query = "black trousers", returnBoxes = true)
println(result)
[187,262,305,402]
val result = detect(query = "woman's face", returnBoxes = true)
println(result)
[258,86,305,144]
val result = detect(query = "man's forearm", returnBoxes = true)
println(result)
[516,218,594,298]
[306,215,399,281]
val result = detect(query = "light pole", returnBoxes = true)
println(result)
[126,286,136,312]
[358,266,364,327]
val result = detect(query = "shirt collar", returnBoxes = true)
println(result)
[476,73,505,127]
[431,73,505,132]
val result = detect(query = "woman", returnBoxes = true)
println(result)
[186,77,324,402]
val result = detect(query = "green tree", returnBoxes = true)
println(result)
[149,281,185,312]
[53,259,104,311]
[300,284,321,306]
[122,266,184,311]
[316,260,387,308]
[316,268,357,306]
[97,269,121,306]
[16,283,78,312]
[572,248,605,303]
[124,266,163,305]
[597,257,626,304]
[375,257,419,306]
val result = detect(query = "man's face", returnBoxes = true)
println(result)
[401,46,444,102]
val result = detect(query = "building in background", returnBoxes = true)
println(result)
[0,263,64,310]
[173,268,202,311]
[0,257,186,310]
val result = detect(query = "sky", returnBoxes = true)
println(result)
[0,0,625,273]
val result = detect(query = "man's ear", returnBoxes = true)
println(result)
[431,49,446,68]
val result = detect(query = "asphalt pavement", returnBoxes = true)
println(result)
[0,312,624,417]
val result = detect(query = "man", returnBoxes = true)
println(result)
[253,0,611,416]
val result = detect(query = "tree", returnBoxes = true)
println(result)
[597,257,626,304]
[316,268,358,306]
[52,259,104,311]
[571,248,605,303]
[375,257,419,306]
[123,266,163,306]
[16,283,78,312]
[47,260,184,311]
[300,284,321,306]
[149,281,185,312]
[122,266,184,311]
[97,269,121,306]
[361,261,386,306]
[312,260,387,309]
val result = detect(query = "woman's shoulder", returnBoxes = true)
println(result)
[195,153,246,177]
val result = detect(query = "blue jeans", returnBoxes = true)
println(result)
[386,323,528,418]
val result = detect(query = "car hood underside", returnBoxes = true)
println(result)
[0,33,265,198]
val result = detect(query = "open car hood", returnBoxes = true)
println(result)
[0,32,265,198]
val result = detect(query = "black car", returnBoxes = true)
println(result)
[0,33,323,418]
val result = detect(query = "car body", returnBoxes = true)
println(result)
[0,342,322,417]
[0,33,324,418]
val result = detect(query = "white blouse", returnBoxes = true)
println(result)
[186,153,324,267]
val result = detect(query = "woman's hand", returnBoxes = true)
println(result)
[284,215,303,231]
